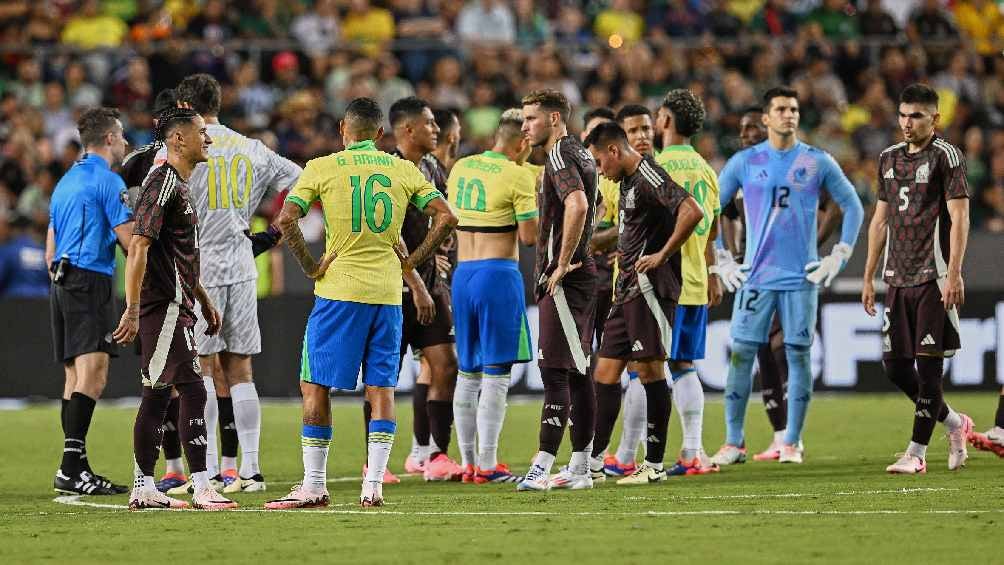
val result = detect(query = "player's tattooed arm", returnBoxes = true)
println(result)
[397,237,437,325]
[404,197,458,273]
[861,200,889,317]
[277,201,335,280]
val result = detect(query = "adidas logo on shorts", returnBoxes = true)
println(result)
[921,334,936,346]
[632,340,643,352]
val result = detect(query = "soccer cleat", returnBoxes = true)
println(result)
[54,470,118,496]
[264,484,330,510]
[128,487,190,510]
[155,472,188,493]
[475,463,522,484]
[461,463,476,484]
[946,413,973,470]
[516,464,550,492]
[548,466,594,490]
[166,480,193,496]
[616,463,667,485]
[363,465,401,485]
[778,443,804,464]
[360,481,384,508]
[602,454,637,477]
[710,444,747,466]
[969,427,1004,457]
[886,453,926,474]
[220,469,240,492]
[667,452,720,477]
[752,440,782,462]
[225,473,267,493]
[192,487,239,510]
[423,453,463,481]
[404,454,426,474]
[89,472,129,494]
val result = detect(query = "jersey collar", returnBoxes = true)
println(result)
[346,140,378,151]
[662,144,695,152]
[81,153,111,169]
[481,150,508,160]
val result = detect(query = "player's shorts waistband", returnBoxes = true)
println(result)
[456,258,519,272]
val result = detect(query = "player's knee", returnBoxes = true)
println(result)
[635,361,665,383]
[731,339,760,361]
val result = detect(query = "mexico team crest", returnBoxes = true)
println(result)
[916,162,930,184]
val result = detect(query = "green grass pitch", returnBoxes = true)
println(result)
[1,393,1001,564]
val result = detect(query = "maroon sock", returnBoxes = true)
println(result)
[412,383,431,448]
[911,357,945,446]
[427,399,453,456]
[175,381,208,474]
[758,344,788,432]
[538,368,570,456]
[133,387,172,477]
[591,382,622,458]
[161,395,182,461]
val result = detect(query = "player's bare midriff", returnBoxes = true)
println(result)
[456,230,519,262]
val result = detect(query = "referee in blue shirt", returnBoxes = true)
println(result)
[46,107,133,495]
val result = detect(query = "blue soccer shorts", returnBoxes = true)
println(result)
[670,304,708,361]
[730,287,817,347]
[300,297,402,390]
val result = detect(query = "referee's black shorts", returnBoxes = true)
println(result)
[50,267,119,363]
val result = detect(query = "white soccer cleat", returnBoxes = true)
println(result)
[710,444,747,466]
[264,484,329,510]
[192,487,239,510]
[616,463,667,485]
[360,481,384,508]
[588,456,606,483]
[516,464,550,492]
[947,413,973,471]
[778,443,804,464]
[129,487,190,510]
[886,453,926,474]
[548,466,593,490]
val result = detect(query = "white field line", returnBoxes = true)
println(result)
[623,487,963,501]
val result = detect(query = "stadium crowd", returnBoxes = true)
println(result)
[1,0,1003,298]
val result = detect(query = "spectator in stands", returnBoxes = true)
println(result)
[17,162,58,231]
[594,0,644,44]
[239,0,293,39]
[271,51,309,105]
[0,211,49,298]
[807,0,859,41]
[933,51,983,104]
[342,0,396,56]
[186,0,236,43]
[64,61,102,110]
[10,58,43,109]
[514,0,550,47]
[707,0,743,38]
[457,0,516,44]
[954,0,1004,57]
[982,152,1004,232]
[233,60,276,130]
[751,0,798,37]
[292,0,340,59]
[859,0,899,37]
[392,0,449,83]
[908,0,958,41]
[60,0,127,49]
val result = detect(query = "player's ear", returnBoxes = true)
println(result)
[374,125,385,142]
[930,110,940,129]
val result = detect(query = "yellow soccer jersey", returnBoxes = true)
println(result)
[286,140,443,305]
[656,144,720,306]
[597,176,620,228]
[448,151,538,230]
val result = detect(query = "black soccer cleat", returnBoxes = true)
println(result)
[54,470,119,496]
[89,472,129,494]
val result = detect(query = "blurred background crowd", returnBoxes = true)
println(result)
[0,0,1003,298]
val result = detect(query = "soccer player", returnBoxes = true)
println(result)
[450,109,538,484]
[388,97,461,481]
[969,388,1004,457]
[712,86,864,466]
[584,121,702,486]
[48,107,133,496]
[116,107,237,510]
[862,84,973,474]
[516,90,599,492]
[432,108,462,172]
[654,89,722,476]
[265,98,457,509]
[169,74,302,494]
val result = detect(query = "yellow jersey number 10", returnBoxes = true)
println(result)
[206,154,254,210]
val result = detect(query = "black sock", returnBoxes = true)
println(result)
[427,399,453,456]
[643,380,671,466]
[538,368,570,456]
[218,396,238,458]
[162,395,182,460]
[592,382,622,458]
[996,394,1004,429]
[61,398,69,435]
[363,400,372,463]
[133,387,172,478]
[175,381,208,474]
[569,371,595,453]
[61,392,96,475]
[758,344,788,432]
[412,383,431,448]
[911,357,945,447]
[885,359,950,422]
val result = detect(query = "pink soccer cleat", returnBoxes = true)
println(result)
[423,453,463,481]
[461,463,476,483]
[363,465,401,484]
[129,487,190,510]
[404,454,426,474]
[886,453,926,474]
[192,487,239,510]
[946,413,973,470]
[968,427,1004,457]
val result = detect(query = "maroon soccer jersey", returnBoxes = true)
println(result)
[396,151,449,292]
[133,164,201,326]
[614,155,690,305]
[534,135,599,301]
[877,134,969,288]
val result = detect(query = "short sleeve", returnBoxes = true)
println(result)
[649,176,689,214]
[512,167,538,221]
[264,142,303,196]
[133,171,174,240]
[939,144,969,200]
[875,155,890,203]
[286,159,321,216]
[548,164,585,203]
[101,173,132,228]
[706,167,721,217]
[402,160,442,210]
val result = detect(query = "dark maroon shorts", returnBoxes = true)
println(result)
[598,293,677,361]
[883,280,961,360]
[594,283,613,346]
[537,269,597,372]
[401,289,455,355]
[139,306,201,388]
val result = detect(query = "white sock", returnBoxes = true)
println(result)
[231,382,262,477]
[774,430,785,445]
[531,450,556,476]
[202,376,219,476]
[409,436,421,459]
[646,460,664,471]
[191,470,210,491]
[366,433,395,484]
[942,405,962,431]
[302,444,329,491]
[616,377,647,464]
[133,461,146,490]
[165,458,185,475]
[453,373,481,467]
[907,441,928,459]
[568,450,588,475]
[221,456,238,472]
[477,374,509,470]
[672,370,705,453]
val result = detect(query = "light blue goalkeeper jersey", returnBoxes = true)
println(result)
[718,140,864,291]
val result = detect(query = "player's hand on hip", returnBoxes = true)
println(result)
[307,252,337,279]
[546,262,581,296]
[942,273,964,310]
[707,274,724,307]
[113,304,139,344]
[414,286,437,325]
[805,242,853,287]
[709,248,748,293]
[861,280,877,316]
[636,251,666,274]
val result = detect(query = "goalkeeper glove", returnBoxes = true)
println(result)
[805,242,853,287]
[708,247,749,293]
